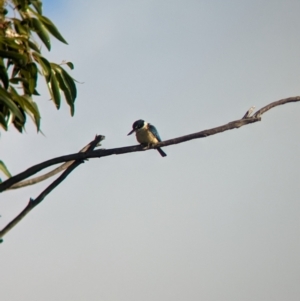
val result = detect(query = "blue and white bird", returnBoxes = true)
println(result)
[127,119,167,157]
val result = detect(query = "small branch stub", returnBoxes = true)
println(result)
[242,106,256,119]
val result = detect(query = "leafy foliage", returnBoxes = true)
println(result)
[0,0,77,133]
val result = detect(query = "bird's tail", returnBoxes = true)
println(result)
[157,148,167,157]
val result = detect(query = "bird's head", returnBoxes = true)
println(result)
[127,119,146,135]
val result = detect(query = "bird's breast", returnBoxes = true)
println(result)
[136,128,159,144]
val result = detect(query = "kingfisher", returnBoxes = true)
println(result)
[127,119,167,157]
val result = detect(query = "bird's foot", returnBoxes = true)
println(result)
[141,143,152,150]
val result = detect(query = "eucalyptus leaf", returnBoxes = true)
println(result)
[0,59,9,89]
[0,87,25,122]
[53,68,74,115]
[0,160,11,178]
[0,112,8,130]
[28,40,40,52]
[26,62,38,94]
[66,62,74,70]
[31,17,51,51]
[0,36,25,50]
[31,0,43,15]
[38,15,68,44]
[28,100,41,131]
[13,106,26,132]
[10,77,27,84]
[12,65,20,78]
[0,50,27,65]
[9,87,41,130]
[32,52,51,81]
[52,64,77,101]
[33,89,40,95]
[12,18,29,35]
[18,0,29,11]
[21,95,41,131]
[48,70,61,109]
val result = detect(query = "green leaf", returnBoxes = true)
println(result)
[0,58,9,89]
[13,106,26,132]
[12,18,29,36]
[31,17,51,51]
[9,77,26,84]
[38,15,68,44]
[32,52,51,81]
[28,100,41,131]
[28,40,40,53]
[0,50,28,66]
[0,68,9,89]
[22,95,41,131]
[0,112,8,130]
[52,64,77,101]
[51,64,77,116]
[0,66,9,89]
[48,69,61,109]
[16,63,38,95]
[66,62,74,70]
[12,65,20,78]
[26,62,38,94]
[9,86,41,131]
[52,67,74,115]
[0,37,23,50]
[31,0,43,15]
[0,87,25,122]
[19,70,31,95]
[17,0,29,11]
[0,160,12,178]
[33,89,40,95]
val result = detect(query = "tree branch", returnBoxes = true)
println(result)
[0,135,103,240]
[7,136,104,190]
[1,96,299,241]
[0,160,82,239]
[253,96,300,117]
[0,96,299,193]
[0,117,259,192]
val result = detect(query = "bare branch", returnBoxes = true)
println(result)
[0,96,299,193]
[8,136,104,190]
[8,162,73,190]
[158,117,260,147]
[0,160,83,239]
[0,135,103,239]
[253,96,300,118]
[1,96,299,240]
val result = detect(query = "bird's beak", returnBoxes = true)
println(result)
[127,129,135,136]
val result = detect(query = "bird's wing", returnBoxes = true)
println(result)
[149,124,162,142]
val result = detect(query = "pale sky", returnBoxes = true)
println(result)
[1,1,300,300]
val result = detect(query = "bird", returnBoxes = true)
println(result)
[127,119,167,157]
